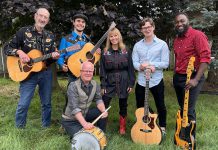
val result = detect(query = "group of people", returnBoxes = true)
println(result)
[4,7,211,148]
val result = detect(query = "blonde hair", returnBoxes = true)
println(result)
[104,27,126,52]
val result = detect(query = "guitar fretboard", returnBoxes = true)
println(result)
[90,22,116,54]
[32,45,80,63]
[182,57,195,127]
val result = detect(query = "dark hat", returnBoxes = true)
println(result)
[72,13,88,23]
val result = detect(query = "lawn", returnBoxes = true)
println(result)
[0,71,217,150]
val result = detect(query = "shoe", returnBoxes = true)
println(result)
[119,116,126,135]
[160,127,167,142]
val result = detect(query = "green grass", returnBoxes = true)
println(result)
[0,71,218,150]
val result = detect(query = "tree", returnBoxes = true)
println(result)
[181,0,218,91]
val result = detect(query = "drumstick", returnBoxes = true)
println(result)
[91,106,111,125]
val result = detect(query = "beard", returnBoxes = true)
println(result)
[175,24,189,37]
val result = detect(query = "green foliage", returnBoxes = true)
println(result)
[0,72,218,150]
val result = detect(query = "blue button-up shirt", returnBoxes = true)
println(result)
[57,31,89,68]
[132,36,169,88]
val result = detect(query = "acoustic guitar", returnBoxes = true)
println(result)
[67,21,116,77]
[174,56,196,150]
[7,45,80,82]
[131,68,162,145]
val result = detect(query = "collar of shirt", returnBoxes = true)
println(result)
[142,35,159,44]
[80,79,93,95]
[109,48,122,53]
[71,31,88,40]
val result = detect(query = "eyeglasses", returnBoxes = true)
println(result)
[141,26,153,31]
[81,70,94,73]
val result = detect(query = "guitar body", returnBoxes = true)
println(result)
[67,43,100,77]
[174,110,196,150]
[131,108,162,145]
[7,49,45,82]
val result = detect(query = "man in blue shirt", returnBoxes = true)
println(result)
[57,13,91,83]
[132,17,169,136]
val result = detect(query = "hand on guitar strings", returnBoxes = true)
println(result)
[17,50,30,63]
[96,48,101,55]
[185,78,199,90]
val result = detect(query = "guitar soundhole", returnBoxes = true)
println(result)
[143,115,150,124]
[86,51,93,60]
[23,60,33,72]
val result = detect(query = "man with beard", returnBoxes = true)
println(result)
[4,7,60,128]
[173,12,211,148]
[57,13,91,83]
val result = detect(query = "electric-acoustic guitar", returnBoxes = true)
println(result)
[67,21,116,77]
[7,44,80,82]
[131,68,162,145]
[174,56,196,150]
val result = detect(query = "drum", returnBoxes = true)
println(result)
[71,127,107,150]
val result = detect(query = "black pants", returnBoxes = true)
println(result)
[135,79,167,128]
[61,108,107,138]
[102,95,128,117]
[173,73,205,122]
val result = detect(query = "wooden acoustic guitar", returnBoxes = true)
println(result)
[67,21,116,77]
[7,45,80,82]
[131,68,162,145]
[174,56,196,150]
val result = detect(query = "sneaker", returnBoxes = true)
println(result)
[160,127,167,143]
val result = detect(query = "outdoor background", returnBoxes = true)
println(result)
[0,0,218,150]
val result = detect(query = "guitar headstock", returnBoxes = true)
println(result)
[109,21,116,31]
[144,68,152,80]
[186,56,195,75]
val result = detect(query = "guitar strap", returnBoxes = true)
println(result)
[65,34,90,45]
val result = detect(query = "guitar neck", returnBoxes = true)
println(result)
[182,73,191,127]
[144,80,149,117]
[33,46,78,63]
[90,22,116,54]
[182,56,195,127]
[90,29,110,54]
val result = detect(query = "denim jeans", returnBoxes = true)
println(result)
[173,73,205,121]
[15,67,52,128]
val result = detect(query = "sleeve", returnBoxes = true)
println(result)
[4,28,24,56]
[46,34,58,66]
[94,84,103,105]
[127,50,136,88]
[67,82,82,115]
[100,53,107,89]
[132,44,141,71]
[149,42,170,69]
[195,32,211,64]
[57,37,67,68]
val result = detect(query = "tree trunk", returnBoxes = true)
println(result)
[51,63,60,90]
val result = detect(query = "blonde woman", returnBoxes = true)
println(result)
[100,27,135,134]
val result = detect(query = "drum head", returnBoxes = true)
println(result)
[72,132,100,150]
